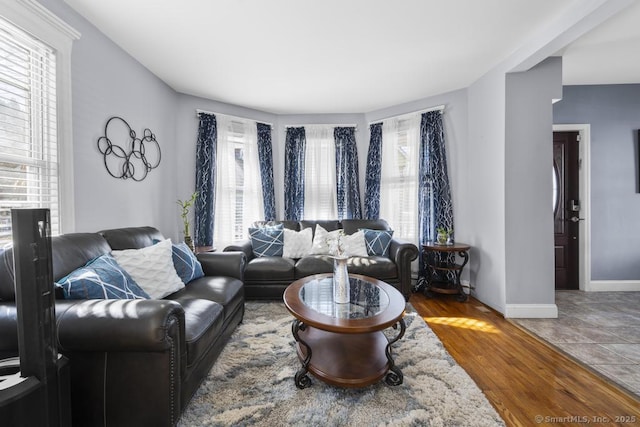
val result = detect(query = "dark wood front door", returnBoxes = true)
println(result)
[553,131,580,290]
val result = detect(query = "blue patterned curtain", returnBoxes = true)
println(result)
[418,111,453,272]
[364,123,383,219]
[334,127,362,220]
[284,127,306,221]
[194,113,217,247]
[257,123,276,221]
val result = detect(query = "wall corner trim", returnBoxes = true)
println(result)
[587,280,640,292]
[16,0,80,40]
[504,304,558,319]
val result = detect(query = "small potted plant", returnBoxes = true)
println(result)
[177,192,198,252]
[436,226,453,245]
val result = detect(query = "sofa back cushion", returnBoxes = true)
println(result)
[252,221,299,231]
[300,220,340,238]
[100,226,164,250]
[341,219,390,235]
[52,233,113,282]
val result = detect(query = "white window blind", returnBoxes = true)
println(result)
[304,125,337,220]
[0,17,58,245]
[213,115,263,249]
[379,115,421,244]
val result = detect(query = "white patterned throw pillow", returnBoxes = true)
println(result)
[341,230,369,257]
[111,238,185,299]
[310,225,368,257]
[310,225,342,255]
[283,228,313,258]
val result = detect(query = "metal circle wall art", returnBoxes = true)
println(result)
[97,116,161,181]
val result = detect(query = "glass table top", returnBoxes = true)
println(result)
[299,276,390,320]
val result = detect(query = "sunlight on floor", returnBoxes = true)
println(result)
[423,316,499,333]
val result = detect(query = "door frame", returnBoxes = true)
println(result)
[553,124,591,291]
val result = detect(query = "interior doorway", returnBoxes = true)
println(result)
[552,124,591,291]
[553,131,580,289]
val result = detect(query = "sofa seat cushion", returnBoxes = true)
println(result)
[175,298,224,367]
[295,255,397,281]
[166,276,244,321]
[294,255,334,278]
[244,257,295,282]
[346,256,397,280]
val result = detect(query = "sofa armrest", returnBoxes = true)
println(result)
[389,238,419,300]
[54,299,184,426]
[0,303,17,356]
[197,251,246,281]
[223,239,254,261]
[56,299,185,353]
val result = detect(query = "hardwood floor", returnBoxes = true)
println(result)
[409,293,640,426]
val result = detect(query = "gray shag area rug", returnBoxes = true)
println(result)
[178,302,504,426]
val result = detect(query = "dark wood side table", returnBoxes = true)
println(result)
[418,242,471,302]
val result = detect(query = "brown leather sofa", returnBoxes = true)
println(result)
[0,226,245,427]
[224,219,418,300]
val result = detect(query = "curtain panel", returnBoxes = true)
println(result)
[257,123,276,221]
[334,127,362,220]
[284,127,306,221]
[364,122,383,220]
[194,113,217,247]
[418,111,453,272]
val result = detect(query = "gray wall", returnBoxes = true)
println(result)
[466,68,507,312]
[465,57,562,314]
[174,91,469,232]
[40,0,180,238]
[33,0,564,315]
[505,57,562,304]
[554,84,640,281]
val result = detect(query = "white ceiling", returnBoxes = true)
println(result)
[63,0,640,114]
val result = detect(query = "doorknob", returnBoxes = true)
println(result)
[568,216,584,222]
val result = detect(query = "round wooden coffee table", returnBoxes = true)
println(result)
[283,273,406,389]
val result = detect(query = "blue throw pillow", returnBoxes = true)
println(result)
[172,242,204,284]
[361,229,394,257]
[56,254,150,300]
[249,226,284,257]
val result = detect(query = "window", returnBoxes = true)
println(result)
[0,17,58,245]
[379,115,421,244]
[304,125,337,220]
[213,115,263,249]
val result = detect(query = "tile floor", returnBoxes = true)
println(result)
[513,291,640,397]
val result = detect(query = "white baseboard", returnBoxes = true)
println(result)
[504,304,558,319]
[586,280,640,292]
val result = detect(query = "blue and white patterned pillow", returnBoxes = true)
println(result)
[171,242,204,284]
[361,229,394,257]
[249,226,284,257]
[56,254,150,300]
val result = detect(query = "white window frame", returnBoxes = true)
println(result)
[0,0,79,235]
[303,125,337,220]
[379,115,421,245]
[213,114,264,249]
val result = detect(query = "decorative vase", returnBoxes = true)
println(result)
[184,235,195,253]
[332,256,350,304]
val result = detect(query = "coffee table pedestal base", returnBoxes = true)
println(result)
[295,326,399,388]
